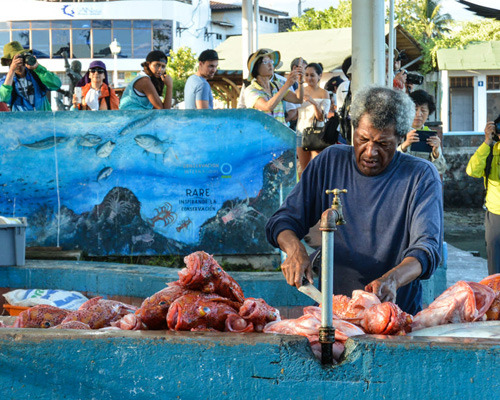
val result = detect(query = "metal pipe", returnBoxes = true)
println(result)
[319,189,347,365]
[388,0,395,87]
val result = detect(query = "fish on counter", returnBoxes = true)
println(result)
[10,305,71,328]
[411,281,496,331]
[179,251,245,303]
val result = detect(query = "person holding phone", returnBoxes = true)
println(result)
[0,41,61,111]
[72,61,119,111]
[397,90,447,174]
[119,50,173,110]
[466,120,500,274]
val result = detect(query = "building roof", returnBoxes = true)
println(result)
[216,25,422,73]
[437,41,500,70]
[458,0,500,20]
[210,1,288,16]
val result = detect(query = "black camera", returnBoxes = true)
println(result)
[19,53,37,67]
[493,114,500,142]
[406,72,424,86]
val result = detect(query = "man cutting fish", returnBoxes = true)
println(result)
[266,86,443,315]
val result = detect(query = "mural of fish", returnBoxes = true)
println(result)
[78,134,102,148]
[97,166,113,182]
[96,140,116,158]
[18,136,69,150]
[119,113,156,136]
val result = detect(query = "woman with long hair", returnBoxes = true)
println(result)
[72,60,119,110]
[119,50,173,110]
[296,62,331,174]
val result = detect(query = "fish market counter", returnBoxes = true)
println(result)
[0,327,498,399]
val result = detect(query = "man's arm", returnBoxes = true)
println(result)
[195,100,209,109]
[31,64,62,91]
[276,230,313,288]
[365,257,422,303]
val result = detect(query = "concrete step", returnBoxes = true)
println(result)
[26,247,82,261]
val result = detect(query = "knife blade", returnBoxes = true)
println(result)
[298,282,322,304]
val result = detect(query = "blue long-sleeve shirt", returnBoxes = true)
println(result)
[266,144,443,315]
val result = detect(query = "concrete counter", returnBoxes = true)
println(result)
[0,328,498,399]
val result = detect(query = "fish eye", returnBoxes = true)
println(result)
[159,301,167,305]
[42,321,52,328]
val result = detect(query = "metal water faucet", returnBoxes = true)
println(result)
[318,188,347,365]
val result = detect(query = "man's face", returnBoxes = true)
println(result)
[353,114,398,176]
[292,60,307,72]
[199,60,218,79]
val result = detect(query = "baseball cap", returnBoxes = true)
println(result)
[199,49,222,62]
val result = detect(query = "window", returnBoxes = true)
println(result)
[265,16,268,22]
[153,20,172,55]
[0,31,10,57]
[260,15,263,21]
[133,21,152,59]
[450,76,473,88]
[32,30,50,58]
[487,75,500,90]
[52,28,70,58]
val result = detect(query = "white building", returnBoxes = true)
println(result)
[0,0,288,89]
[437,41,500,133]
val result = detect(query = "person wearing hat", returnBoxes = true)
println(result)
[71,61,119,111]
[184,49,220,109]
[119,50,173,110]
[0,41,61,111]
[244,49,303,125]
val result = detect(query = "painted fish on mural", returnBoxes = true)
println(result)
[97,166,113,182]
[78,134,102,148]
[132,233,154,245]
[118,113,156,136]
[134,134,177,161]
[18,136,69,150]
[96,140,116,158]
[176,218,192,232]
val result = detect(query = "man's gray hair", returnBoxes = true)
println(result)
[350,86,415,137]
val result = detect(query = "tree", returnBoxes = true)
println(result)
[165,47,198,104]
[289,0,352,31]
[393,0,452,44]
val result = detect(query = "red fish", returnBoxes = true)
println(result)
[358,302,412,335]
[237,297,280,332]
[52,321,91,330]
[412,281,496,331]
[61,298,137,329]
[136,282,191,329]
[113,313,147,330]
[479,274,500,291]
[225,314,254,333]
[11,305,71,328]
[167,293,240,331]
[179,251,245,303]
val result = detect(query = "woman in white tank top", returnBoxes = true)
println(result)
[296,63,331,176]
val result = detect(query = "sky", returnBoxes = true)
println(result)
[256,0,498,20]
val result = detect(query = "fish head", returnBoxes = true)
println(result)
[13,305,70,328]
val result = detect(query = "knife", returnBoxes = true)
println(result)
[298,281,322,304]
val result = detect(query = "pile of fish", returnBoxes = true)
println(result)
[1,251,500,363]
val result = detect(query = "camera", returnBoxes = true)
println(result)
[406,72,424,86]
[493,114,500,142]
[19,53,37,67]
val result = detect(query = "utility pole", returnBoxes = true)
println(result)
[298,0,302,17]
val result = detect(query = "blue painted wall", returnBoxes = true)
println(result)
[0,329,498,399]
[0,109,296,256]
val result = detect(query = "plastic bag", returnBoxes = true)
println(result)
[3,289,88,310]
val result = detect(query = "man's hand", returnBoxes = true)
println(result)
[427,134,442,158]
[9,55,24,73]
[365,274,398,303]
[277,230,313,288]
[484,121,496,146]
[365,257,422,304]
[401,129,419,152]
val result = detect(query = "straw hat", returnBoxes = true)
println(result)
[1,41,31,66]
[247,48,281,80]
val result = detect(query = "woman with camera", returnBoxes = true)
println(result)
[71,61,119,111]
[119,50,173,110]
[0,41,61,111]
[397,89,447,174]
[467,120,500,275]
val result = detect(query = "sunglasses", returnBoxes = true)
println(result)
[89,68,105,74]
